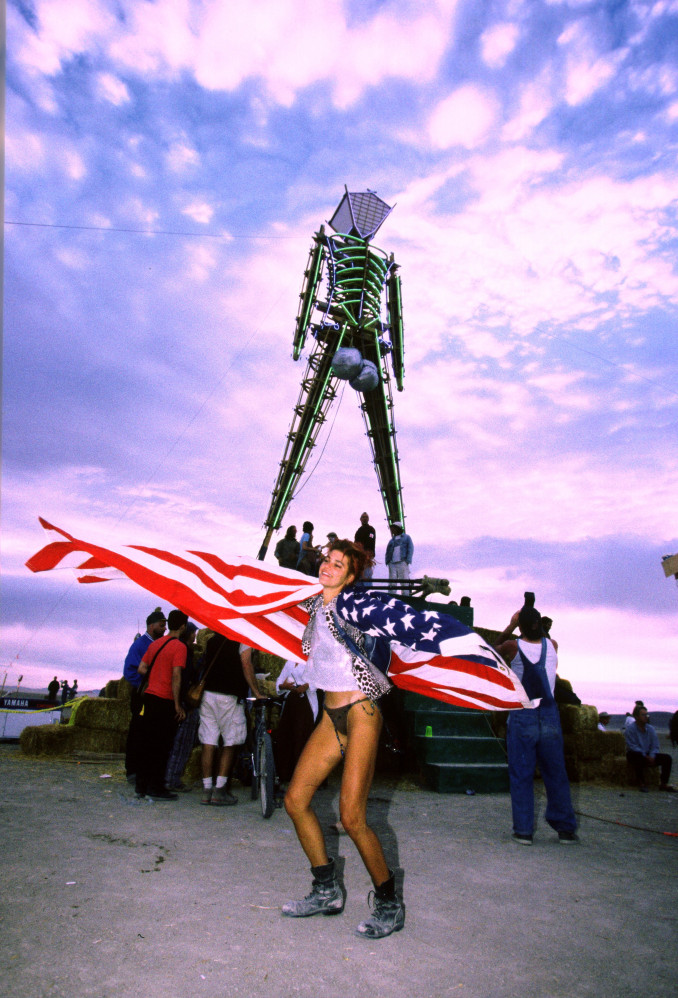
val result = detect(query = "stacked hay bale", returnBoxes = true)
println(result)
[20,682,131,757]
[559,705,628,784]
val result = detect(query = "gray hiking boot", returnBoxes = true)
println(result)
[356,873,404,939]
[282,859,344,918]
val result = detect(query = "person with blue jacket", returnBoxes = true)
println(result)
[384,522,413,593]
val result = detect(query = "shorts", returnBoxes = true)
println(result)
[199,690,247,747]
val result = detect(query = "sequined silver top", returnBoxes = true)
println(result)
[305,605,360,692]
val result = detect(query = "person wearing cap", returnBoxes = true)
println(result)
[135,609,189,801]
[385,522,414,594]
[123,608,167,783]
[597,711,611,732]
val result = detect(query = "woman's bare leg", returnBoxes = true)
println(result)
[284,713,343,867]
[339,704,389,886]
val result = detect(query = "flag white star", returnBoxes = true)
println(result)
[423,610,440,620]
[400,613,415,631]
[383,618,397,636]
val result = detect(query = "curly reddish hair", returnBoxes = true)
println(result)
[325,538,372,584]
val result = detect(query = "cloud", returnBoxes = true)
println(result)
[182,201,215,225]
[14,0,460,110]
[166,139,200,172]
[96,71,130,106]
[16,0,117,76]
[480,21,520,69]
[557,18,627,106]
[4,0,678,711]
[428,85,500,149]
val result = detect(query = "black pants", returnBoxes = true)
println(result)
[124,685,145,778]
[626,750,672,786]
[135,694,178,795]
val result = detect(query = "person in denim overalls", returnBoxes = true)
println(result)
[497,607,578,845]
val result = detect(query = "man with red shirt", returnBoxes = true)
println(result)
[135,609,188,801]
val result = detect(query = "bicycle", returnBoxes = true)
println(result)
[247,696,283,819]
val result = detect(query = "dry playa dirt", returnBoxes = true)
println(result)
[0,744,676,998]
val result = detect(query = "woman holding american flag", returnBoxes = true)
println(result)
[281,538,405,940]
[27,519,534,940]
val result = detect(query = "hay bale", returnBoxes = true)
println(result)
[69,697,130,732]
[256,651,285,683]
[559,704,598,734]
[20,724,126,756]
[103,678,130,702]
[21,725,73,756]
[70,728,126,753]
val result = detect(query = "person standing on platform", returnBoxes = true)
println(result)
[385,523,413,594]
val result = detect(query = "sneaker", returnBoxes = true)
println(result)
[659,784,676,793]
[282,880,344,917]
[356,892,405,939]
[639,785,649,793]
[558,831,579,844]
[511,833,533,846]
[211,787,238,806]
[201,787,213,805]
[146,789,178,801]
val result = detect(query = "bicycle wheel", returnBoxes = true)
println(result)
[259,733,276,819]
[250,747,259,800]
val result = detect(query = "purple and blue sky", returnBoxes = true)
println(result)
[3,0,677,713]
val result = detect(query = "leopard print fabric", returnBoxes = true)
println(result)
[300,594,391,700]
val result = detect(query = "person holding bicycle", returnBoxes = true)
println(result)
[282,539,403,939]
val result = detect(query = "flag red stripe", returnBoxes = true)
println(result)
[389,649,515,692]
[391,668,524,710]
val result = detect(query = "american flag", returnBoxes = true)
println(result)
[27,518,532,710]
[337,591,534,711]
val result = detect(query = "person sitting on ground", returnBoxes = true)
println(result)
[624,705,675,792]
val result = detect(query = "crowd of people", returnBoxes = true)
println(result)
[118,529,675,942]
[274,512,414,592]
[47,676,78,704]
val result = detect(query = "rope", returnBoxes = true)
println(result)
[573,807,678,838]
